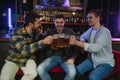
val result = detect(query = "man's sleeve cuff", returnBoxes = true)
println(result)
[84,43,89,51]
[38,40,43,44]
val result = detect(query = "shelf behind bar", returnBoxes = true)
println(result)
[36,6,83,11]
[17,20,88,26]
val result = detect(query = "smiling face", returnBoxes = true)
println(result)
[86,13,100,27]
[54,18,65,32]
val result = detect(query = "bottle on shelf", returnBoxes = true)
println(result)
[37,8,86,24]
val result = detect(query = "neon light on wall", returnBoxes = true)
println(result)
[8,8,12,28]
[118,1,120,33]
[118,13,120,32]
[118,4,120,33]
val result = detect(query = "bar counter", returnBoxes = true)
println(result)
[112,38,120,44]
[0,34,10,42]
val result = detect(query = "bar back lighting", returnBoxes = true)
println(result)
[8,8,12,28]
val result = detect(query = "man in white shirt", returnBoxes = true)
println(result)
[69,9,115,80]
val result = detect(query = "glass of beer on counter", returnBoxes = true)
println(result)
[51,34,59,49]
[58,33,65,48]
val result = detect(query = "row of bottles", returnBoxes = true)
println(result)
[19,10,86,24]
[37,10,87,23]
[39,24,54,34]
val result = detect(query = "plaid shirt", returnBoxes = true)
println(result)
[6,26,45,67]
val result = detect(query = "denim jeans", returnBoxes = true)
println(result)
[37,55,76,80]
[77,59,113,80]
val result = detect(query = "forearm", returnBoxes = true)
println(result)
[19,40,46,56]
[76,41,85,48]
[84,43,103,52]
[76,41,102,53]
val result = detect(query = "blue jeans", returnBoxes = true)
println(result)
[77,59,113,80]
[37,55,76,80]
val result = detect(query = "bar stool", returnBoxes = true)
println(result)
[103,50,120,80]
[49,66,65,72]
[15,69,24,80]
[15,66,65,80]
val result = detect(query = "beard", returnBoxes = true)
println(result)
[31,26,40,33]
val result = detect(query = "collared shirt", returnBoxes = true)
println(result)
[6,26,45,67]
[80,26,115,68]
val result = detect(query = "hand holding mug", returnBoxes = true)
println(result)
[43,36,53,44]
[69,35,78,45]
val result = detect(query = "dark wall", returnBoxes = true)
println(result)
[107,0,120,38]
[0,0,15,30]
[87,0,120,38]
[0,42,9,72]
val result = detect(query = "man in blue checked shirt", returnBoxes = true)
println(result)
[0,12,53,80]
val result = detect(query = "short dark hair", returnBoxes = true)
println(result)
[24,12,40,26]
[53,14,65,21]
[88,9,101,17]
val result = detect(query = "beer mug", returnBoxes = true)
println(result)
[65,34,70,47]
[51,34,59,49]
[58,33,65,48]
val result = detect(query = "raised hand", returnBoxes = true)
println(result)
[69,35,78,45]
[43,36,53,44]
